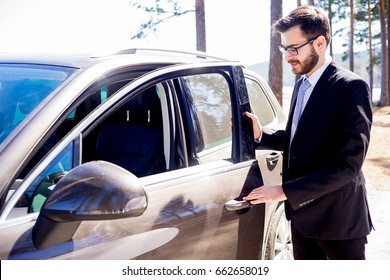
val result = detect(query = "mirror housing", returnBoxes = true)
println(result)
[32,161,148,249]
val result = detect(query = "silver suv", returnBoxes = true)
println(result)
[0,49,290,260]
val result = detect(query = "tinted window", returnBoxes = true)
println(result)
[17,80,130,181]
[0,64,76,144]
[8,140,78,219]
[183,73,232,163]
[89,85,166,177]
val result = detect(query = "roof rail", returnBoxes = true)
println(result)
[93,48,232,61]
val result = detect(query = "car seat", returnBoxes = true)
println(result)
[95,86,166,177]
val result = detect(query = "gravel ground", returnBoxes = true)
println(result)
[363,106,390,260]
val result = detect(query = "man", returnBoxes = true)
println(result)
[244,5,373,260]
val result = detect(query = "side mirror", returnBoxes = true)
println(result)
[32,161,148,249]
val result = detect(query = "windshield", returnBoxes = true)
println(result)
[0,64,76,144]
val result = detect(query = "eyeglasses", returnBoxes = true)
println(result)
[279,36,319,56]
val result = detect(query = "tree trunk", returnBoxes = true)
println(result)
[328,0,334,57]
[379,0,388,106]
[386,0,390,105]
[349,0,354,72]
[368,0,374,102]
[269,0,283,106]
[195,0,206,52]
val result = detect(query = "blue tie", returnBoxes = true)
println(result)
[290,78,310,143]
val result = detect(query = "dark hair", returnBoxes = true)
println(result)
[273,5,331,45]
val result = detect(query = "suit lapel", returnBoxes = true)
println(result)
[285,62,338,147]
[298,63,338,123]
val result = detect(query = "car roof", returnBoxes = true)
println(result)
[0,48,234,70]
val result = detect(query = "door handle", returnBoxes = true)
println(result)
[224,199,251,211]
[266,152,280,166]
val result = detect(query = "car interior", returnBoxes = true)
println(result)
[94,86,166,177]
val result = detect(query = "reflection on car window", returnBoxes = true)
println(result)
[17,81,129,181]
[245,78,275,126]
[183,73,232,164]
[8,141,77,219]
[0,64,76,144]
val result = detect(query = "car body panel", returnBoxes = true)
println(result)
[1,160,264,260]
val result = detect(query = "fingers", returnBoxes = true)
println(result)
[243,112,262,140]
[243,185,286,204]
[243,187,264,204]
[243,111,258,122]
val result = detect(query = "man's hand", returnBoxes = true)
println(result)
[243,112,262,140]
[243,185,287,204]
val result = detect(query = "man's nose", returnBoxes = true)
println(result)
[284,52,295,61]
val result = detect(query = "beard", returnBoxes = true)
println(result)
[289,47,319,75]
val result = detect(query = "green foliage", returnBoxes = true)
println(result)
[130,0,195,39]
[315,0,382,66]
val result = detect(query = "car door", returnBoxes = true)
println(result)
[245,72,286,187]
[244,71,289,259]
[0,62,271,260]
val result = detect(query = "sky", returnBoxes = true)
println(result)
[0,0,303,66]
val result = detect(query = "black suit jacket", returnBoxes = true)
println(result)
[257,62,373,240]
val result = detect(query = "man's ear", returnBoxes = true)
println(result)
[315,35,327,51]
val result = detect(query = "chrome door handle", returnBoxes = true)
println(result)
[224,199,251,211]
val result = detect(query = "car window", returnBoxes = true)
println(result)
[245,77,275,126]
[84,85,167,177]
[7,139,79,219]
[17,80,130,180]
[0,64,76,145]
[5,81,135,219]
[181,73,232,164]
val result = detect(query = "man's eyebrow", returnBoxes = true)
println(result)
[283,43,299,48]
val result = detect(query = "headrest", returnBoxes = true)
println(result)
[109,86,161,124]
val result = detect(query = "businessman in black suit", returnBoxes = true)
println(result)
[244,5,373,260]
